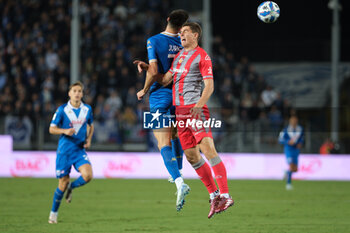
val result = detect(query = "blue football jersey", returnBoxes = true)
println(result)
[147,31,182,93]
[278,125,304,156]
[50,101,93,154]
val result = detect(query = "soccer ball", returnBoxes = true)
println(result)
[257,1,280,23]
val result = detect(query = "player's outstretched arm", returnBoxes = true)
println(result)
[84,123,94,149]
[49,126,75,136]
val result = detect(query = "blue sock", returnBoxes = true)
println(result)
[51,188,64,212]
[287,170,292,185]
[160,146,181,180]
[171,138,183,170]
[71,176,87,189]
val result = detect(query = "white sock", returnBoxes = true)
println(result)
[175,177,184,190]
[220,193,230,198]
[210,190,220,200]
[50,211,58,216]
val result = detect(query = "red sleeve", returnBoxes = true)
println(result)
[199,50,213,80]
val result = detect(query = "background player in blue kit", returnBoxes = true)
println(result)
[48,81,94,224]
[134,10,190,211]
[278,114,304,190]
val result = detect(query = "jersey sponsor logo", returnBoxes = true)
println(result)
[173,67,188,74]
[168,44,180,52]
[69,119,86,125]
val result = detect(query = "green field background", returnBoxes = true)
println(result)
[0,178,349,233]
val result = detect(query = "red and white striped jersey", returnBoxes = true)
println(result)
[169,46,213,106]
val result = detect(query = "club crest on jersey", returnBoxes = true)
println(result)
[179,58,183,64]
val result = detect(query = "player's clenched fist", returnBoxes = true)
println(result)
[64,128,76,136]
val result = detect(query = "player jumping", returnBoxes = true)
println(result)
[48,81,94,224]
[134,9,190,211]
[137,22,234,218]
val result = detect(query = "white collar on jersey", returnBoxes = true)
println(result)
[161,31,179,37]
[68,101,84,110]
[287,125,302,132]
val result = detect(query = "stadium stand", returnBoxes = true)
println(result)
[2,0,331,152]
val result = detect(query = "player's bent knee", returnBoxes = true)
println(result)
[79,164,93,182]
[184,149,201,165]
[199,139,218,159]
[185,155,198,165]
[83,173,93,182]
[81,170,93,182]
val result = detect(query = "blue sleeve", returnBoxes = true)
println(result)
[147,38,157,62]
[50,107,63,127]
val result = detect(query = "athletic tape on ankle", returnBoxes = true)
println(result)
[192,157,206,170]
[209,156,222,167]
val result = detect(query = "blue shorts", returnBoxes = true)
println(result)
[285,153,299,165]
[55,148,91,178]
[149,89,175,128]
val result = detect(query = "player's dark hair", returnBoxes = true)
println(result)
[168,9,189,30]
[182,22,202,41]
[69,81,84,91]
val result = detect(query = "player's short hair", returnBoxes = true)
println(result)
[69,81,84,91]
[182,22,202,41]
[168,9,189,30]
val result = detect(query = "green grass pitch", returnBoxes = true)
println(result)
[0,178,349,233]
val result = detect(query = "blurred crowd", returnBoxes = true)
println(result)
[211,36,293,134]
[0,0,292,147]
